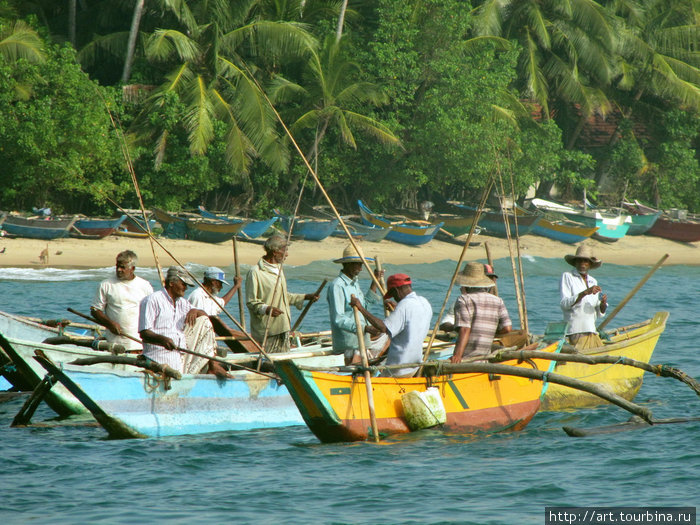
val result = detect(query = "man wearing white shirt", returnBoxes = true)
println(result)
[560,245,607,350]
[351,273,432,378]
[139,266,229,376]
[91,250,153,350]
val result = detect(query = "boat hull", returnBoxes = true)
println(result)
[541,311,668,411]
[531,218,598,244]
[2,216,77,239]
[73,216,127,239]
[357,201,442,246]
[185,220,245,244]
[276,214,338,241]
[275,344,559,443]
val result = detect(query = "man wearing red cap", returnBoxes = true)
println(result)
[350,273,432,377]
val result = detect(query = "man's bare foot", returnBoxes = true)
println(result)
[207,361,232,379]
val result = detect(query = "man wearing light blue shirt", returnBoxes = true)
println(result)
[327,246,384,364]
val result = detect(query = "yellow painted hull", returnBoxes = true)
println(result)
[277,342,560,442]
[541,311,668,411]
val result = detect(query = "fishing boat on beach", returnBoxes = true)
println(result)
[197,206,278,239]
[72,215,128,239]
[274,210,338,241]
[448,202,540,238]
[275,340,560,443]
[1,214,78,240]
[530,198,631,242]
[185,219,246,244]
[357,200,443,246]
[514,206,598,244]
[541,311,669,411]
[623,201,700,243]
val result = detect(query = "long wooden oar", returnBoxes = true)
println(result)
[66,308,277,379]
[375,256,388,316]
[353,303,380,442]
[232,237,246,331]
[291,279,327,333]
[484,241,498,296]
[598,253,669,331]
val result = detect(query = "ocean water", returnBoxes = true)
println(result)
[0,257,698,524]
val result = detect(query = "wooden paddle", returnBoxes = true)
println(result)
[291,279,327,333]
[232,237,246,331]
[598,253,669,331]
[353,303,380,442]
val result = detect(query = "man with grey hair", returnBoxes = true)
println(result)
[91,250,153,350]
[245,234,319,352]
[139,266,229,377]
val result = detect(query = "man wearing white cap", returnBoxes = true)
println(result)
[139,266,229,377]
[328,245,386,365]
[188,266,242,316]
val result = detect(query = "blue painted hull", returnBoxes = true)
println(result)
[275,213,338,241]
[73,215,127,238]
[2,216,76,239]
[198,207,278,239]
[357,201,442,246]
[38,363,305,438]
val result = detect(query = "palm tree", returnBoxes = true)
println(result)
[133,0,317,176]
[471,0,617,131]
[281,35,400,189]
[122,0,146,83]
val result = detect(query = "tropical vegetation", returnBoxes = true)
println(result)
[0,0,698,216]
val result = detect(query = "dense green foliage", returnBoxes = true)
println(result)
[0,0,698,216]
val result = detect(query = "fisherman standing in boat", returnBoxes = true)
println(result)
[90,250,153,350]
[449,262,512,363]
[139,266,229,377]
[560,245,607,350]
[328,245,388,365]
[439,263,499,332]
[350,273,432,377]
[245,235,319,353]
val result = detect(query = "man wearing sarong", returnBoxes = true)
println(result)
[91,250,153,351]
[139,266,229,377]
[560,245,607,350]
[245,235,319,353]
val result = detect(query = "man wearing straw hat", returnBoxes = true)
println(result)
[449,262,512,363]
[439,263,499,332]
[246,235,319,353]
[328,245,387,365]
[560,245,607,350]
[351,273,432,377]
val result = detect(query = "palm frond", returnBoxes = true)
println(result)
[343,111,401,148]
[0,20,45,63]
[183,76,215,154]
[146,29,199,62]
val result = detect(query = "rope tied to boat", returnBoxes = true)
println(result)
[143,368,172,392]
[570,357,624,380]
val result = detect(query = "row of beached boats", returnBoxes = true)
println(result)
[3,198,698,245]
[0,307,675,442]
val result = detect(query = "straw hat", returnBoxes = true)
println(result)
[333,245,375,264]
[455,262,495,288]
[564,245,602,269]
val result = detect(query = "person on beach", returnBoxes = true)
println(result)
[327,245,388,365]
[245,235,319,353]
[560,245,607,350]
[139,266,229,377]
[439,263,498,332]
[449,262,512,363]
[188,267,253,353]
[91,250,153,350]
[350,273,432,377]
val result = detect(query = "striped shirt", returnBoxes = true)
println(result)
[138,289,192,371]
[454,291,511,357]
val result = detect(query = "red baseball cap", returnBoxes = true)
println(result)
[483,264,498,278]
[384,273,412,299]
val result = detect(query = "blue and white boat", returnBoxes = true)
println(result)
[357,200,443,246]
[530,199,631,243]
[274,211,338,241]
[1,215,78,240]
[197,206,278,239]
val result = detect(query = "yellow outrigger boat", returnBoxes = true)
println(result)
[276,340,561,443]
[541,311,669,411]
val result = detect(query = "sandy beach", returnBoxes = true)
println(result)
[0,232,696,269]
